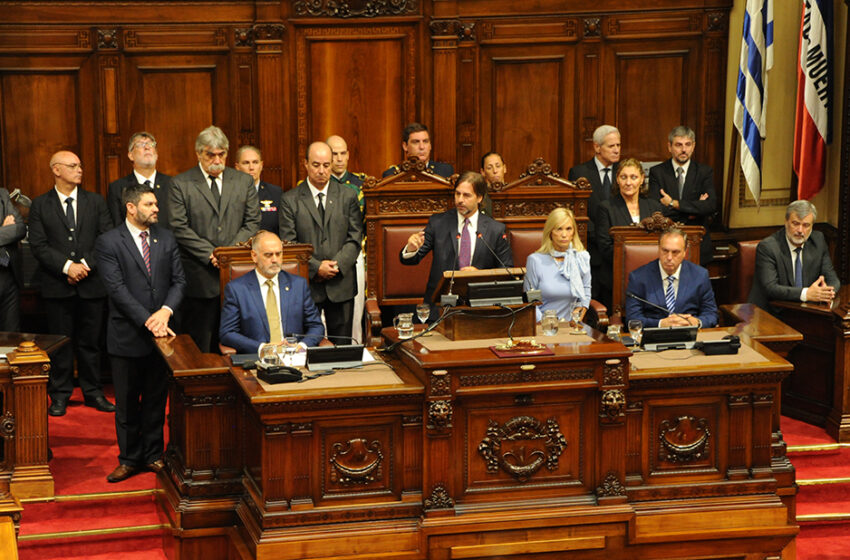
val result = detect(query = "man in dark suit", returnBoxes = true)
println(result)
[280,141,363,340]
[625,228,718,328]
[382,122,454,178]
[107,131,173,228]
[749,201,839,313]
[400,171,513,319]
[0,187,26,331]
[29,150,115,416]
[220,231,324,354]
[169,126,261,352]
[568,125,621,302]
[234,145,282,236]
[95,183,186,482]
[648,126,716,265]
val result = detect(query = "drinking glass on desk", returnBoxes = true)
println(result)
[570,305,584,334]
[283,336,299,365]
[628,320,643,347]
[259,343,281,367]
[394,313,414,339]
[416,303,431,324]
[541,309,559,336]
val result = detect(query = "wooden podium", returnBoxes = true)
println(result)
[431,267,536,340]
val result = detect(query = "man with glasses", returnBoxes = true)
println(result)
[29,151,115,417]
[169,126,261,352]
[107,132,174,228]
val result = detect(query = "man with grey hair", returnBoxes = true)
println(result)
[107,131,174,228]
[234,145,282,235]
[749,200,840,313]
[170,125,261,352]
[568,124,621,302]
[648,125,716,265]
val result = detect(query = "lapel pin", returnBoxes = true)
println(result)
[285,286,290,291]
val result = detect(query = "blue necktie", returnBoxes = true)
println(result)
[794,247,803,288]
[665,276,676,314]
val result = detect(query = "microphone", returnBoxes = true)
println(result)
[476,231,519,280]
[441,233,462,308]
[626,291,670,315]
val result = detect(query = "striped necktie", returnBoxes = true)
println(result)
[665,276,676,314]
[139,231,151,275]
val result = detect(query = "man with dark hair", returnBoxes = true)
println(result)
[234,145,282,236]
[29,150,115,416]
[382,122,454,178]
[400,171,512,319]
[95,182,185,482]
[624,228,718,328]
[107,132,174,228]
[169,125,261,352]
[648,125,716,265]
[219,231,325,353]
[279,141,362,340]
[749,200,839,313]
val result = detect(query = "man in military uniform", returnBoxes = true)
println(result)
[382,123,454,179]
[235,145,282,236]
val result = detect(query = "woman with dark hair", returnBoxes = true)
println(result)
[523,207,591,321]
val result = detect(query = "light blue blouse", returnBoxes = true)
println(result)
[524,249,592,320]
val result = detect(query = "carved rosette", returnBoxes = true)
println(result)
[478,416,567,482]
[295,0,417,18]
[583,17,602,38]
[638,212,683,232]
[0,411,15,439]
[600,389,626,423]
[595,472,626,497]
[427,400,452,430]
[97,28,119,50]
[329,438,383,484]
[519,157,560,179]
[603,360,625,386]
[658,416,710,463]
[429,370,450,397]
[424,483,454,510]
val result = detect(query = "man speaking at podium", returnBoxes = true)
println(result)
[624,228,717,328]
[400,171,512,319]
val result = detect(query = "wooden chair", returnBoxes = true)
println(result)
[609,212,704,322]
[214,239,315,355]
[732,240,760,303]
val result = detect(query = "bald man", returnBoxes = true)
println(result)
[29,150,115,417]
[279,142,363,340]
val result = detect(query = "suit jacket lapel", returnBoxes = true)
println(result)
[471,216,485,265]
[50,191,72,232]
[650,264,667,311]
[322,183,336,230]
[194,168,219,216]
[278,272,293,336]
[219,169,235,217]
[301,184,323,228]
[119,226,151,282]
[250,274,270,339]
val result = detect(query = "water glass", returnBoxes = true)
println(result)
[628,320,643,346]
[394,312,415,339]
[541,309,559,336]
[570,305,584,333]
[606,324,622,341]
[416,303,431,324]
[283,336,299,365]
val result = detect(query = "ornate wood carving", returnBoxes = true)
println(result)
[707,11,727,32]
[477,416,567,482]
[377,198,448,214]
[595,471,626,497]
[603,360,626,386]
[518,157,561,181]
[97,28,119,50]
[0,412,14,439]
[329,438,383,484]
[429,19,475,41]
[184,393,237,407]
[600,389,626,423]
[583,18,601,38]
[658,416,711,463]
[294,0,418,18]
[427,400,452,430]
[429,370,450,397]
[458,368,594,387]
[424,483,453,510]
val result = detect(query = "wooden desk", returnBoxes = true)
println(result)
[157,329,797,560]
[721,303,803,358]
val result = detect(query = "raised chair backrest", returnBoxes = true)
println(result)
[734,240,760,303]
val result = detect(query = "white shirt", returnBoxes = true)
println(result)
[133,169,157,187]
[306,179,328,210]
[594,157,614,187]
[199,163,221,192]
[674,159,691,181]
[55,186,90,274]
[124,220,174,315]
[658,261,683,301]
[785,236,809,302]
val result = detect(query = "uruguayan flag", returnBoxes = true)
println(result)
[733,0,774,204]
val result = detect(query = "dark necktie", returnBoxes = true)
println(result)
[458,218,471,269]
[140,230,151,275]
[665,276,676,313]
[209,175,221,207]
[65,197,75,230]
[794,247,803,288]
[143,179,152,190]
[317,192,325,221]
[602,168,611,199]
[676,166,685,198]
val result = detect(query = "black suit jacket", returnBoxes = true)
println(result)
[95,223,186,357]
[382,160,455,179]
[0,188,26,285]
[596,195,665,295]
[279,180,363,303]
[28,187,113,299]
[748,229,840,312]
[399,210,513,304]
[568,158,618,270]
[648,159,716,264]
[107,172,173,228]
[257,181,282,235]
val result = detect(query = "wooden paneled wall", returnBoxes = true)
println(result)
[0,1,731,200]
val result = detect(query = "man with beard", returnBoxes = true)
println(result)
[169,125,260,352]
[219,231,324,354]
[749,200,840,314]
[95,183,186,482]
[107,131,173,228]
[400,171,512,321]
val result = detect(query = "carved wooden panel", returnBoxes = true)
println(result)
[294,25,417,179]
[648,401,720,478]
[0,71,82,197]
[320,421,399,502]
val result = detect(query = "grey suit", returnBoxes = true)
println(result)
[0,188,26,330]
[748,228,840,313]
[169,164,260,350]
[279,179,362,339]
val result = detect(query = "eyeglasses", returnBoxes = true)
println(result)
[133,141,157,150]
[55,162,82,170]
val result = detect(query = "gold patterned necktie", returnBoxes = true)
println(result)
[265,279,282,344]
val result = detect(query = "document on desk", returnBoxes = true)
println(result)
[0,346,16,360]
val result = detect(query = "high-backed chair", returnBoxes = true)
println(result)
[609,212,704,322]
[214,240,315,355]
[733,240,760,303]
